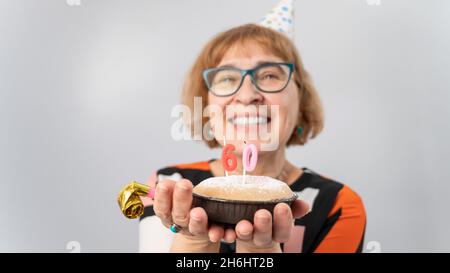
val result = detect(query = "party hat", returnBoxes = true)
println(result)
[259,0,295,39]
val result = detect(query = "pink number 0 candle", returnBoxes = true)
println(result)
[243,144,258,172]
[242,143,257,183]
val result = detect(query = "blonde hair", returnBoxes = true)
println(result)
[182,24,323,148]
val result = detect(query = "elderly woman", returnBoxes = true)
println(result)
[138,23,366,253]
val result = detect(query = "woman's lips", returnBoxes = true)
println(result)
[227,116,271,126]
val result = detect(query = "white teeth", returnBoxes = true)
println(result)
[228,117,269,125]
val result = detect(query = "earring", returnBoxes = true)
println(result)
[297,127,303,136]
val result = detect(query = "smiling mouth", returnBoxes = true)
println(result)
[227,115,271,126]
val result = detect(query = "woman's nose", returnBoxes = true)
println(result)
[233,75,263,105]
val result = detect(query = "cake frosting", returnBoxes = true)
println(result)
[193,175,294,202]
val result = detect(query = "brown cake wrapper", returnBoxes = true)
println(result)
[192,192,298,225]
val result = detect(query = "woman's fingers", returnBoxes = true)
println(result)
[291,199,310,219]
[153,179,176,227]
[190,210,233,243]
[188,207,208,236]
[172,179,193,227]
[273,203,294,243]
[223,228,237,243]
[252,209,273,247]
[208,224,224,243]
[235,220,253,241]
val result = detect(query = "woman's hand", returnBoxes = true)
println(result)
[234,200,310,253]
[153,179,235,252]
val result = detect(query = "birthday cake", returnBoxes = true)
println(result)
[192,175,297,224]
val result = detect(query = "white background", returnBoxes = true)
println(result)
[0,0,449,252]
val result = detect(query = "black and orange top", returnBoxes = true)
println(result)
[139,160,366,253]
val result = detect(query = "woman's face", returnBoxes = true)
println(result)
[207,42,300,154]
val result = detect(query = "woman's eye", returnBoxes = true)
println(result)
[217,76,236,84]
[261,73,279,80]
[222,77,235,82]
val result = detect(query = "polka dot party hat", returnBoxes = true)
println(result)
[259,0,295,40]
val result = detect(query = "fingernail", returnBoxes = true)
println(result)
[239,230,252,236]
[279,206,289,215]
[178,183,190,191]
[209,233,217,243]
[260,215,271,223]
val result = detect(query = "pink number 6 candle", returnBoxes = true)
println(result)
[243,144,258,172]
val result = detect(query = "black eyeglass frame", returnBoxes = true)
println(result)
[202,62,295,97]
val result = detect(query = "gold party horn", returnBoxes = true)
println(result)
[117,181,151,219]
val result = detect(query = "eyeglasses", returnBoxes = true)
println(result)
[202,62,294,97]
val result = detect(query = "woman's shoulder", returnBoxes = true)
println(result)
[159,160,212,172]
[292,168,366,253]
[292,168,365,216]
[154,160,214,185]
